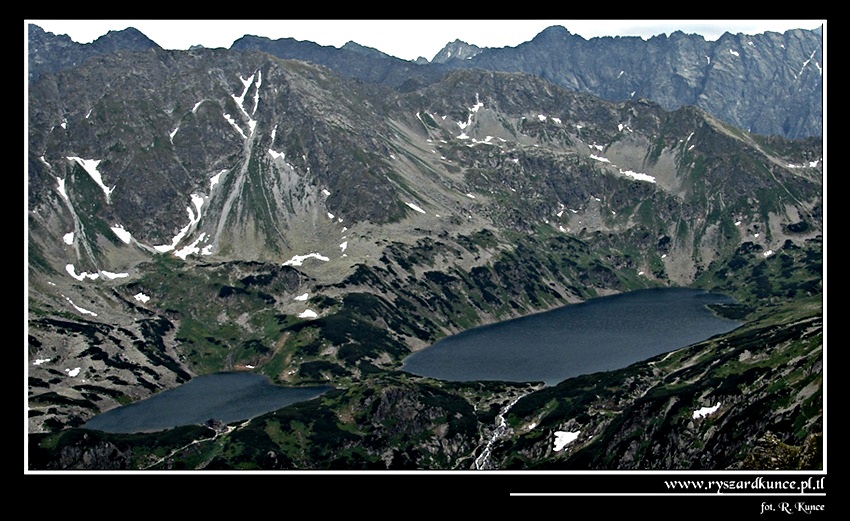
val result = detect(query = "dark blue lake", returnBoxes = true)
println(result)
[401,287,741,386]
[83,372,331,434]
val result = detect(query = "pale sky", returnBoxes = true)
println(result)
[26,19,825,62]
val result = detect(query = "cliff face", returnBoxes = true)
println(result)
[454,26,824,139]
[225,24,824,139]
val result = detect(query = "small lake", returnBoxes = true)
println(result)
[83,372,331,434]
[401,287,741,386]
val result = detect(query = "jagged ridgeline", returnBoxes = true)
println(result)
[27,33,822,470]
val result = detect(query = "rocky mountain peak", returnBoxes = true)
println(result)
[531,24,576,42]
[27,23,160,83]
[90,26,161,53]
[340,40,392,59]
[430,39,482,63]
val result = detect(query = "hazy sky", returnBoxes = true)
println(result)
[27,19,825,62]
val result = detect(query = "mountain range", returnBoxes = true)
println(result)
[26,23,823,472]
[28,22,824,139]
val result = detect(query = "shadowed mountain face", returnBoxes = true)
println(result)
[26,24,823,471]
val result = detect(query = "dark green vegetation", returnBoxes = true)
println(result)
[495,296,822,470]
[28,216,823,470]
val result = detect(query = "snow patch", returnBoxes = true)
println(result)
[67,157,115,201]
[693,403,721,419]
[553,430,580,451]
[620,170,656,183]
[66,264,99,281]
[283,253,330,266]
[56,177,68,200]
[405,202,427,214]
[111,225,133,244]
[64,295,97,316]
[210,170,225,190]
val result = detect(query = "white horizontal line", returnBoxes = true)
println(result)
[510,493,827,497]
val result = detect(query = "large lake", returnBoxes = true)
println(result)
[82,372,331,434]
[83,288,739,433]
[401,287,741,386]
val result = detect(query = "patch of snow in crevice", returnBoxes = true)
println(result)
[553,430,581,451]
[63,295,97,316]
[405,202,427,214]
[153,194,206,255]
[111,225,133,244]
[174,232,208,260]
[223,112,247,139]
[65,264,99,281]
[56,177,69,200]
[67,157,115,202]
[210,170,226,190]
[620,169,656,183]
[283,253,330,266]
[693,403,721,419]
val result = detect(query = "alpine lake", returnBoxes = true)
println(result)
[83,287,741,433]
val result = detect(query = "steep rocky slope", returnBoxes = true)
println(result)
[456,25,823,139]
[29,23,822,139]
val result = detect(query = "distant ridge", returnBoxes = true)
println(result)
[28,22,823,138]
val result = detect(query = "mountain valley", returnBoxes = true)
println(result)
[26,23,824,471]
